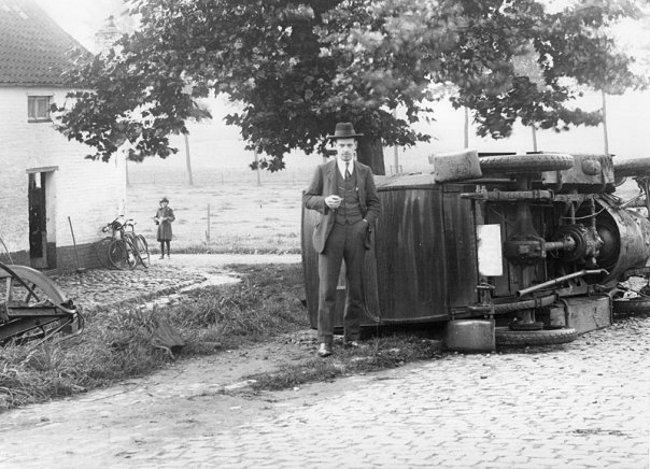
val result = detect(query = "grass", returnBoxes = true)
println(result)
[127,182,303,254]
[245,335,445,392]
[153,242,301,255]
[0,264,308,412]
[0,261,450,410]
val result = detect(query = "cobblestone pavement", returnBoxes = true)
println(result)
[52,253,302,311]
[0,309,648,468]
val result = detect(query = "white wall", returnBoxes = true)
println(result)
[0,86,126,254]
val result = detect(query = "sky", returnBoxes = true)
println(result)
[34,0,125,52]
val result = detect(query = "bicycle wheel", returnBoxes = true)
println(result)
[135,235,150,268]
[95,237,113,268]
[108,239,136,270]
[123,238,138,270]
[124,237,144,269]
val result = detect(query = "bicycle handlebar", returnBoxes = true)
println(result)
[101,217,136,232]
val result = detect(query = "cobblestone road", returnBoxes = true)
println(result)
[52,253,302,311]
[0,313,648,468]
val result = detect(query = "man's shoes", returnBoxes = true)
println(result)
[317,343,332,357]
[159,256,165,260]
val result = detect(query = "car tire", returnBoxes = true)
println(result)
[612,297,650,315]
[495,327,577,346]
[613,157,650,177]
[479,153,574,174]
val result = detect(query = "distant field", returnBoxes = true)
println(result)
[127,177,307,254]
[126,163,647,255]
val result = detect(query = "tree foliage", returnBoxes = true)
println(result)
[55,0,645,174]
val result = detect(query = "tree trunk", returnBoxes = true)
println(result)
[356,137,385,176]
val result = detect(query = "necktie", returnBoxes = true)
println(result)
[345,163,351,180]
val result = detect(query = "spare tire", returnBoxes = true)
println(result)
[612,297,650,315]
[613,157,650,177]
[480,153,574,174]
[495,327,577,346]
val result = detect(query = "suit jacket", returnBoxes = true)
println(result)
[303,159,381,253]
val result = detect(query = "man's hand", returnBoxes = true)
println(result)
[325,195,342,210]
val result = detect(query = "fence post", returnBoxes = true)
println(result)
[206,204,211,243]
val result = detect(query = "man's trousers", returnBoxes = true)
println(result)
[317,220,366,344]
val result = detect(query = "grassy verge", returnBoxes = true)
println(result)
[0,262,449,412]
[245,335,445,392]
[0,264,307,412]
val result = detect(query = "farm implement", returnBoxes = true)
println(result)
[0,262,83,346]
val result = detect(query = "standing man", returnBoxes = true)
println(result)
[304,122,381,357]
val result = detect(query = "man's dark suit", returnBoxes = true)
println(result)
[303,159,381,344]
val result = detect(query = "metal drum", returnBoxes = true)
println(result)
[445,319,495,353]
[595,196,650,280]
[301,174,479,330]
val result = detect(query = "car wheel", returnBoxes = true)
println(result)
[495,327,577,346]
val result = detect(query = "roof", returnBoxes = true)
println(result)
[0,0,89,86]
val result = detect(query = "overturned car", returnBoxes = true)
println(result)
[302,151,650,350]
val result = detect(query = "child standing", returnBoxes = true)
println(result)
[154,197,175,259]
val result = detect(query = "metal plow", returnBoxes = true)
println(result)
[0,262,84,347]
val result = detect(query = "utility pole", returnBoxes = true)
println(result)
[602,90,609,155]
[464,107,469,148]
[184,133,194,185]
[254,148,262,186]
[393,108,399,175]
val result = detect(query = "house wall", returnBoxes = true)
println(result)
[0,86,126,270]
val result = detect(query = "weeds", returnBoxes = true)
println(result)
[0,262,447,410]
[0,264,307,412]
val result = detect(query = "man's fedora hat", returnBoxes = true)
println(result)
[327,122,364,140]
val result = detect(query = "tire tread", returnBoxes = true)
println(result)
[480,153,574,174]
[495,327,577,346]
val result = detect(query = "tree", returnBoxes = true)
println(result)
[54,0,645,176]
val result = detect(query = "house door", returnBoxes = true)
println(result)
[28,173,49,269]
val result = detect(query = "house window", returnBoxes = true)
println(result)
[28,96,52,122]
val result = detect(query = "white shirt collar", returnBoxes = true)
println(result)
[336,159,354,178]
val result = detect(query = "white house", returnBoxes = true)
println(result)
[0,0,126,270]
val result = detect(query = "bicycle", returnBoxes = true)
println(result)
[97,217,150,270]
[124,220,151,269]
